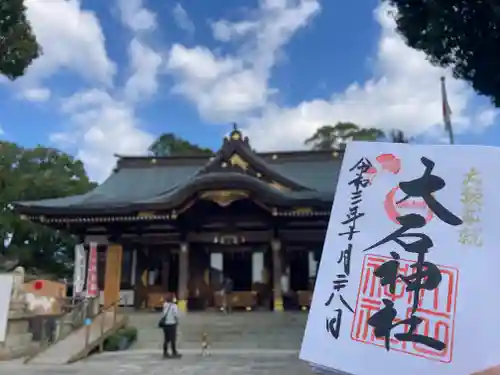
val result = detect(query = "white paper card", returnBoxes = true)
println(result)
[300,142,500,375]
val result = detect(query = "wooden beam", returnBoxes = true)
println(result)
[278,229,326,238]
[187,230,273,243]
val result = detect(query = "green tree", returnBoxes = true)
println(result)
[149,133,213,156]
[2,143,95,276]
[304,122,383,150]
[387,129,412,143]
[0,0,41,80]
[387,0,500,106]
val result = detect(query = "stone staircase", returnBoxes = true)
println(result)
[128,311,308,351]
[27,311,127,365]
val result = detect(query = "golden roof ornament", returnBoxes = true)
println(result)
[230,122,242,140]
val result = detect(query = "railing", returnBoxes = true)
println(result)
[25,296,100,363]
[83,298,121,353]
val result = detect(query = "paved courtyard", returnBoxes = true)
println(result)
[127,311,308,350]
[0,311,315,374]
[0,351,314,375]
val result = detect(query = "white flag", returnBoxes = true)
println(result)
[73,243,86,295]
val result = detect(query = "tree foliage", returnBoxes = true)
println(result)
[0,0,41,80]
[149,133,213,156]
[305,123,413,150]
[387,0,500,106]
[1,143,95,277]
[387,129,412,143]
[304,122,384,150]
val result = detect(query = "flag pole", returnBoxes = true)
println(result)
[440,76,455,145]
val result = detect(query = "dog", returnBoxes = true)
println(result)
[201,332,210,357]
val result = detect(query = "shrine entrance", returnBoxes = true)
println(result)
[207,245,269,311]
[222,248,252,291]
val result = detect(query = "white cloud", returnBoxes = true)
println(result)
[21,88,51,102]
[166,0,320,122]
[172,3,195,35]
[116,0,157,32]
[19,0,116,88]
[44,0,160,182]
[52,89,154,182]
[244,3,497,150]
[124,39,163,102]
[474,108,497,128]
[166,0,497,150]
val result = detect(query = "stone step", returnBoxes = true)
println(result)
[127,311,307,351]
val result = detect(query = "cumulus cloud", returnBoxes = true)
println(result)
[21,88,51,102]
[51,89,153,182]
[116,0,157,32]
[20,0,116,89]
[166,0,497,150]
[245,3,481,150]
[172,3,195,36]
[15,0,160,181]
[124,39,163,102]
[11,0,498,182]
[166,0,321,121]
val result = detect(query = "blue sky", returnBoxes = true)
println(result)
[0,0,498,181]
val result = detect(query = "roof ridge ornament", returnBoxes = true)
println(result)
[230,122,242,141]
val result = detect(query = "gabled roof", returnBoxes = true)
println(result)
[14,128,342,215]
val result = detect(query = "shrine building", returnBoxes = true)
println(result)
[13,128,341,312]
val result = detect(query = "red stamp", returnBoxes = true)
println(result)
[351,254,459,363]
[364,153,434,224]
[384,186,434,224]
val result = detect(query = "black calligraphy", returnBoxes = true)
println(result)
[326,157,372,339]
[364,156,462,352]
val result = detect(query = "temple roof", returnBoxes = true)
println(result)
[14,128,342,216]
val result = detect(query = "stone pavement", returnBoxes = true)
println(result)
[0,350,314,375]
[0,311,314,374]
[127,311,308,350]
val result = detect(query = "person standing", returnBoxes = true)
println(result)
[161,293,181,359]
[222,276,234,314]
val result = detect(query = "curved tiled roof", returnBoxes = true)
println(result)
[14,129,342,215]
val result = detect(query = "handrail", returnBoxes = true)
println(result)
[24,296,100,363]
[83,298,121,352]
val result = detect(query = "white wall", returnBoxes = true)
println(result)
[252,252,264,283]
[308,251,318,278]
[99,290,134,306]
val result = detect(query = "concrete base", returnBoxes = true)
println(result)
[0,304,35,360]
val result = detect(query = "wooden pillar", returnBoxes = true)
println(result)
[134,247,148,309]
[162,257,170,292]
[271,239,284,312]
[177,242,189,313]
[104,243,123,309]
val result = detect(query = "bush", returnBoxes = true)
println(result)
[103,334,122,351]
[121,326,138,342]
[103,326,138,351]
